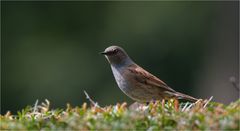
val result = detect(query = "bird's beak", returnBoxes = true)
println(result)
[100,51,107,55]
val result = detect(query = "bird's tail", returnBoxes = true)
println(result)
[175,92,198,102]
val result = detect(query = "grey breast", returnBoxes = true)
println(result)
[111,65,133,93]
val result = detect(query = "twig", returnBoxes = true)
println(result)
[185,103,193,111]
[229,76,240,91]
[181,102,189,112]
[84,90,99,107]
[203,96,213,108]
[33,99,39,113]
[184,99,201,111]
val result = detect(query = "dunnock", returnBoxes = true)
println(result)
[101,45,198,102]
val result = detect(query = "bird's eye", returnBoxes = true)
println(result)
[105,49,119,56]
[113,49,118,53]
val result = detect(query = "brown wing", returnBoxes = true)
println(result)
[126,64,176,92]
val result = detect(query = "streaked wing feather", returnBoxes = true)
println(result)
[127,64,175,92]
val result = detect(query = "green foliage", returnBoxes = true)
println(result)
[1,99,239,130]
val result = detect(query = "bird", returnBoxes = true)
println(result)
[101,45,198,103]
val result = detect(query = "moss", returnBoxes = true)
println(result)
[1,99,239,130]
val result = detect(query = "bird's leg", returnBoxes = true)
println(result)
[174,98,179,112]
[161,99,165,108]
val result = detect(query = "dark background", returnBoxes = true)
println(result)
[1,1,239,114]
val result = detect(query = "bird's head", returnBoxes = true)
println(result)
[101,45,133,66]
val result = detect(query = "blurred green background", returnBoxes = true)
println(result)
[1,1,239,114]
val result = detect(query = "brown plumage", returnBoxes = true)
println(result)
[124,64,198,102]
[101,45,198,103]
